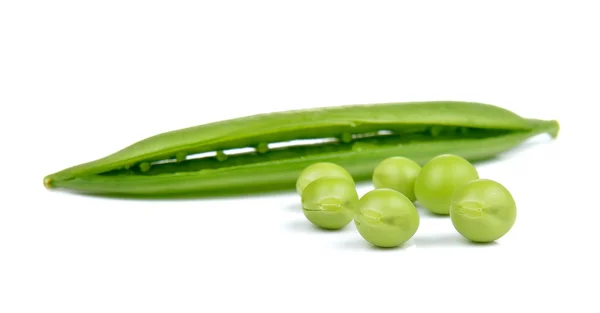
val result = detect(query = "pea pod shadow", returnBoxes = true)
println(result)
[49,183,298,202]
[284,218,356,234]
[411,234,499,248]
[338,233,498,250]
[337,238,417,251]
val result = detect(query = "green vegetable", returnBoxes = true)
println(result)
[450,179,517,243]
[372,156,421,201]
[296,162,354,196]
[414,154,479,215]
[301,177,359,230]
[354,188,420,248]
[43,101,559,197]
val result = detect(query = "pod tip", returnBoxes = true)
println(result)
[530,119,560,139]
[43,176,54,188]
[549,120,560,139]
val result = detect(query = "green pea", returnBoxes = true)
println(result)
[139,162,151,173]
[296,162,354,196]
[256,142,269,154]
[301,177,359,230]
[372,156,421,202]
[340,132,353,143]
[175,152,187,162]
[414,154,479,215]
[450,179,517,243]
[216,150,228,161]
[354,188,420,248]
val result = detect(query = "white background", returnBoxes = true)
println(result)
[1,1,599,312]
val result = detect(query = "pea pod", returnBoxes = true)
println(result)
[43,101,559,197]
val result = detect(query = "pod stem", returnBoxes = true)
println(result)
[528,119,560,138]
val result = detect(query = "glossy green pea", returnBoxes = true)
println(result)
[216,150,228,161]
[43,101,559,198]
[354,189,420,248]
[139,162,151,172]
[372,156,421,201]
[450,179,517,243]
[414,154,479,215]
[175,152,187,162]
[296,162,354,196]
[301,177,359,230]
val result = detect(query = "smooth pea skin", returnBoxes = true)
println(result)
[354,189,420,248]
[450,179,517,243]
[414,154,479,215]
[372,156,421,201]
[296,162,354,196]
[301,177,359,230]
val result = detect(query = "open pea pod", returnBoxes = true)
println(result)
[43,101,559,197]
